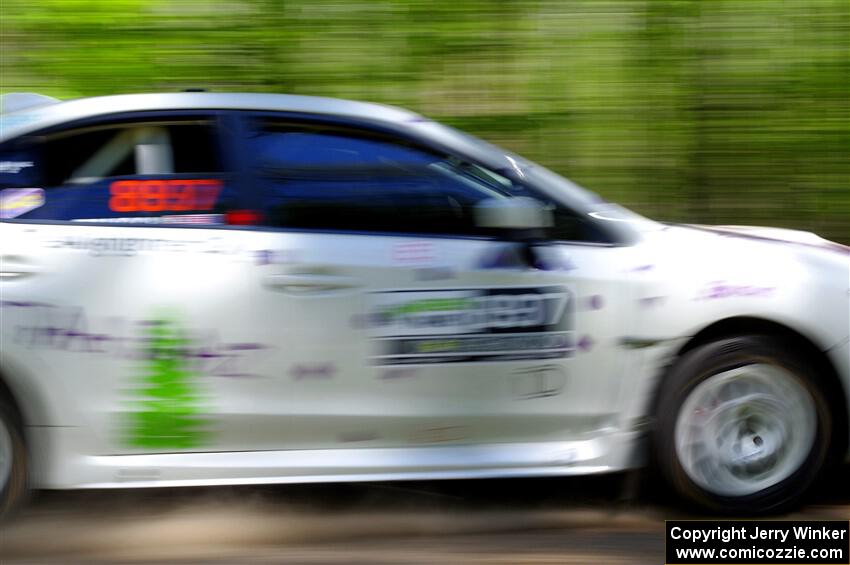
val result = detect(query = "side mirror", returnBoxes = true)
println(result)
[474,197,553,231]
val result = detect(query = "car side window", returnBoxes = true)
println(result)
[0,118,236,225]
[250,122,530,236]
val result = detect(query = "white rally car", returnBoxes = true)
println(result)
[0,92,847,515]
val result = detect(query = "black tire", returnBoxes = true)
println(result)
[653,336,833,514]
[0,398,28,518]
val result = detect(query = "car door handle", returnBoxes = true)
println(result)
[264,273,361,293]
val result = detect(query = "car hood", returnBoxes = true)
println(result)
[636,222,849,302]
[678,224,850,257]
[633,222,850,349]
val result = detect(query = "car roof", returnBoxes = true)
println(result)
[0,92,423,143]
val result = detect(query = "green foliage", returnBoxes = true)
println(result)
[125,317,208,449]
[1,0,847,241]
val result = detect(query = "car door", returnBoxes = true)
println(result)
[0,111,279,456]
[239,114,638,450]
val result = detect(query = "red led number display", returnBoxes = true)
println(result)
[109,179,223,213]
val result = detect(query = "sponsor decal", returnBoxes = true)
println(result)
[0,161,34,174]
[125,315,210,448]
[368,286,573,365]
[392,241,436,265]
[1,301,269,378]
[74,214,224,225]
[289,363,336,380]
[0,187,44,218]
[109,179,222,213]
[45,235,246,257]
[577,335,594,352]
[696,281,775,300]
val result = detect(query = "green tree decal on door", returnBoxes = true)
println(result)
[126,316,209,449]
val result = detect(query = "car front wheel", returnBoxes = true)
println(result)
[654,336,833,514]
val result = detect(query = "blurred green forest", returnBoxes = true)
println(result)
[1,0,848,242]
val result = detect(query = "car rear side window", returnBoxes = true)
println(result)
[0,118,236,225]
[250,122,527,236]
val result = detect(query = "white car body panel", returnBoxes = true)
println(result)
[2,222,647,487]
[0,93,847,491]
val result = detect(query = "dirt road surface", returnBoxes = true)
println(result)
[2,469,848,564]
